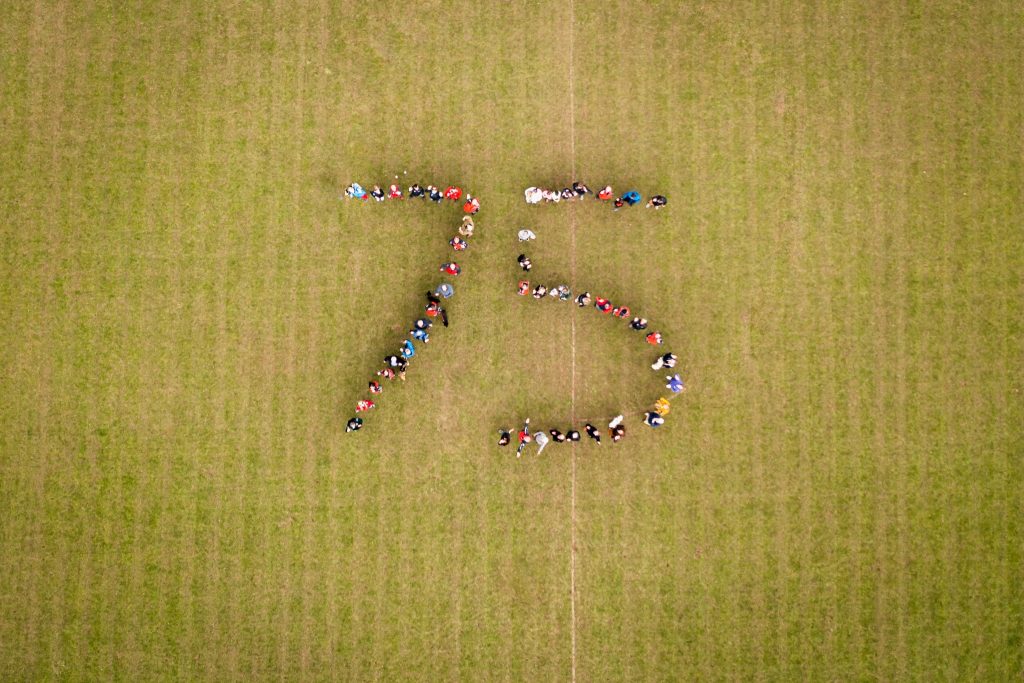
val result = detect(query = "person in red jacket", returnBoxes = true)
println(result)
[462,195,480,214]
[444,186,462,202]
[595,297,612,313]
[387,184,403,199]
[646,331,663,345]
[440,262,461,276]
[516,418,532,458]
[597,186,613,200]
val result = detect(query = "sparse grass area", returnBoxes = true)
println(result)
[1,0,1022,680]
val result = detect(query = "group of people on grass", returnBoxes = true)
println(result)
[345,180,481,215]
[342,181,480,433]
[523,182,667,210]
[502,246,685,455]
[339,177,681,441]
[498,396,675,456]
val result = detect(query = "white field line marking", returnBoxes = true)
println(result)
[568,0,578,680]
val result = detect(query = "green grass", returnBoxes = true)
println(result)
[1,0,1022,680]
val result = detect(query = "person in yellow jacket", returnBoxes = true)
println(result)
[654,397,672,416]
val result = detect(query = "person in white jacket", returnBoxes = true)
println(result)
[534,431,550,455]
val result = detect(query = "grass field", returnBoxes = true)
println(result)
[1,0,1022,680]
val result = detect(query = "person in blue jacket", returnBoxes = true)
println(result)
[344,183,367,199]
[623,190,642,206]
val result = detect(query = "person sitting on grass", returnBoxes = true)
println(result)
[646,194,667,209]
[610,425,625,442]
[643,411,665,428]
[652,352,677,370]
[534,431,550,454]
[572,181,591,199]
